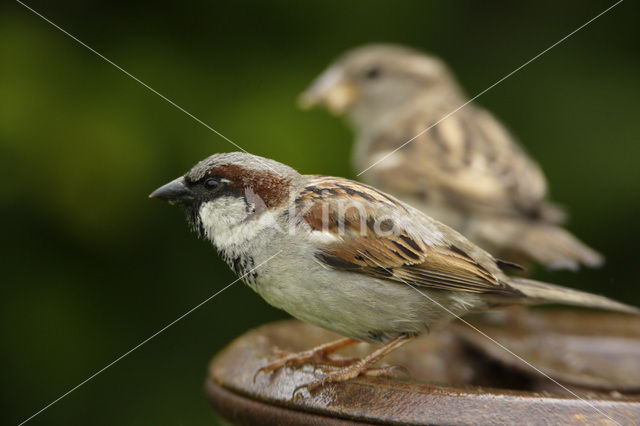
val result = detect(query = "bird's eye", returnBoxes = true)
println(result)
[364,66,381,80]
[204,178,220,190]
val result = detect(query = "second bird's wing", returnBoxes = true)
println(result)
[362,104,564,223]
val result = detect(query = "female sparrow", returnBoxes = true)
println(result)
[150,152,637,390]
[300,44,603,271]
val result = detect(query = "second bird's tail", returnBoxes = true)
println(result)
[509,277,639,315]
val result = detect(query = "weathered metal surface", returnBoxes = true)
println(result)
[207,311,640,425]
[451,309,640,392]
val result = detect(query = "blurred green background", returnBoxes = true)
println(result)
[2,0,639,424]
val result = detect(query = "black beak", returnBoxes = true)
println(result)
[149,177,194,205]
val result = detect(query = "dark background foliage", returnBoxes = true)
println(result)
[2,1,639,424]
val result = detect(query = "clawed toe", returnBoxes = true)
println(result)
[272,347,290,358]
[253,355,291,382]
[254,351,360,382]
[290,362,410,398]
[288,334,414,397]
[364,364,410,378]
[256,335,413,394]
[316,355,360,367]
[253,337,360,382]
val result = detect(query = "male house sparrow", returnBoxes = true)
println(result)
[150,152,637,390]
[300,44,602,271]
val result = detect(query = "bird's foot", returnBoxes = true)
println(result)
[292,334,413,398]
[292,364,409,398]
[254,337,359,382]
[270,347,359,368]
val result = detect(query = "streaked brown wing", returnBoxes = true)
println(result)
[365,104,562,223]
[299,177,520,296]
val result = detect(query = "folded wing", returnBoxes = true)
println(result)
[298,176,521,296]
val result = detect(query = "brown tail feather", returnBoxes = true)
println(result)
[470,218,603,271]
[516,224,604,271]
[509,277,639,315]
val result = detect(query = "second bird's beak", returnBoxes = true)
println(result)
[149,177,194,205]
[298,67,358,114]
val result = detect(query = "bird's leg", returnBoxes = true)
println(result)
[362,364,410,378]
[294,334,413,395]
[255,337,359,380]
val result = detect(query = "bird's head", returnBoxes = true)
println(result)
[299,44,461,128]
[150,152,298,243]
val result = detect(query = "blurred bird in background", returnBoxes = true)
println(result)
[300,44,603,271]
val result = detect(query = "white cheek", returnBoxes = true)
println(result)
[199,197,280,249]
[200,197,245,227]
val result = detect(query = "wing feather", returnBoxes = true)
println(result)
[299,176,521,296]
[363,104,563,223]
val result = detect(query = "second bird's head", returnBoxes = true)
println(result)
[299,44,462,128]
